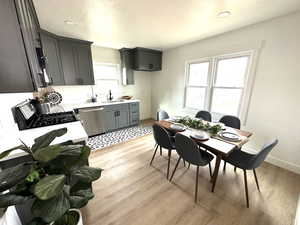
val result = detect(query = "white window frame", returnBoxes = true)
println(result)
[184,50,257,124]
[93,62,121,84]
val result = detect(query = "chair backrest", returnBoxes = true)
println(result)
[157,110,169,121]
[174,133,205,165]
[219,115,241,129]
[250,139,278,169]
[152,124,173,149]
[195,110,212,122]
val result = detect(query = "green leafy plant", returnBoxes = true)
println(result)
[176,116,222,136]
[0,128,102,225]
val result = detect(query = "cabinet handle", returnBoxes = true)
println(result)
[149,64,154,69]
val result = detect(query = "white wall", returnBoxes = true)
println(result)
[52,45,152,120]
[151,12,300,174]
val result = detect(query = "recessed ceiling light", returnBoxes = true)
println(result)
[64,19,78,25]
[217,11,231,18]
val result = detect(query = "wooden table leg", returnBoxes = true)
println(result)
[211,154,222,192]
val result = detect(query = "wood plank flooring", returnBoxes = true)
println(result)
[82,134,300,225]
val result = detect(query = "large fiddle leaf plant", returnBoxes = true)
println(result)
[0,128,102,225]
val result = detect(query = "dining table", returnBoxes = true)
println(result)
[156,120,253,192]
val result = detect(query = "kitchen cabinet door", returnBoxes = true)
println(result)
[76,44,95,85]
[132,48,162,71]
[0,0,35,92]
[104,110,117,132]
[41,31,65,85]
[117,108,130,128]
[120,48,134,85]
[59,40,78,85]
[15,0,44,87]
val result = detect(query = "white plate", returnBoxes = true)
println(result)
[170,123,186,131]
[219,131,241,142]
[190,131,209,141]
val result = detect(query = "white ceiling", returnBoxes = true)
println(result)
[33,0,300,50]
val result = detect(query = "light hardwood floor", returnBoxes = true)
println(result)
[82,134,300,225]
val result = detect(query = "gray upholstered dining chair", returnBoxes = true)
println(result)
[195,110,212,122]
[170,133,214,203]
[224,139,278,208]
[219,115,241,171]
[151,124,179,179]
[155,110,173,156]
[156,110,170,121]
[219,115,241,130]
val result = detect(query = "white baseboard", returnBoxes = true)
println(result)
[243,147,300,175]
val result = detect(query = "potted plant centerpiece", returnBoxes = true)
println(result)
[0,128,102,225]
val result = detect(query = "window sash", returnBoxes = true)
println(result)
[93,63,120,80]
[184,51,253,121]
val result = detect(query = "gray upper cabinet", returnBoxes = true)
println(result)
[76,43,95,85]
[0,0,44,93]
[40,31,65,85]
[59,40,78,85]
[119,48,134,85]
[132,48,162,71]
[40,30,95,86]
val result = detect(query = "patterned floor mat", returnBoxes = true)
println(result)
[87,126,152,150]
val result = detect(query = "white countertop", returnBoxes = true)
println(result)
[61,99,140,111]
[0,121,88,161]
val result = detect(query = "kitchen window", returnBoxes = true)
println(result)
[184,51,255,123]
[93,63,121,95]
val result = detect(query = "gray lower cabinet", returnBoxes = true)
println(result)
[104,104,132,132]
[129,102,140,125]
[104,109,118,131]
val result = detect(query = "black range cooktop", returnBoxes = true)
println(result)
[29,111,77,129]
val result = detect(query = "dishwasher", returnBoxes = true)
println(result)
[78,107,106,136]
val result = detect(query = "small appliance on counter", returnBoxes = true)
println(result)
[12,99,77,130]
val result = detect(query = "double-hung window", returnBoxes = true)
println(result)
[184,51,254,122]
[93,63,120,94]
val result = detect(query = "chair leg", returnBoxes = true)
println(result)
[253,169,260,191]
[160,146,162,156]
[195,166,199,203]
[223,161,226,172]
[188,163,191,169]
[183,160,186,167]
[243,169,250,208]
[234,166,237,172]
[167,150,172,179]
[150,145,159,165]
[208,162,212,178]
[170,157,181,181]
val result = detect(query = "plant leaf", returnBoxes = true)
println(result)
[32,191,70,223]
[33,145,63,162]
[0,163,31,192]
[54,210,79,225]
[0,193,32,208]
[0,145,29,160]
[69,188,94,208]
[33,175,65,200]
[27,218,48,225]
[71,166,102,183]
[31,128,67,152]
